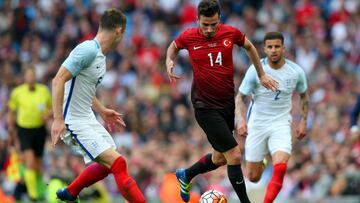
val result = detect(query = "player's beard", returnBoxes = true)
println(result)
[110,41,118,50]
[111,37,122,49]
[111,36,122,50]
[270,55,281,64]
[205,32,215,38]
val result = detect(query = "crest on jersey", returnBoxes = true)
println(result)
[286,79,297,87]
[223,39,232,47]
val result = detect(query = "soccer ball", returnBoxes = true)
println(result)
[199,189,227,203]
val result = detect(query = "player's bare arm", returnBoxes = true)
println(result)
[297,90,309,140]
[92,97,126,132]
[92,97,107,115]
[6,109,16,133]
[42,108,53,123]
[6,109,17,145]
[243,37,278,91]
[165,41,181,82]
[51,66,72,146]
[235,92,248,137]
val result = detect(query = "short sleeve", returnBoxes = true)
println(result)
[8,88,19,111]
[296,67,308,93]
[233,28,245,46]
[239,66,258,95]
[62,40,98,76]
[174,30,189,49]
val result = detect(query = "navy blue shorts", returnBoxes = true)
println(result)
[17,125,47,157]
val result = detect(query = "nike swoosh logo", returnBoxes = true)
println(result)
[193,46,203,50]
[236,180,244,184]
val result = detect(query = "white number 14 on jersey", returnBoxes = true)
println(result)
[208,52,222,66]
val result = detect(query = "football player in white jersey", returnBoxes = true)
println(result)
[51,8,146,203]
[235,31,309,203]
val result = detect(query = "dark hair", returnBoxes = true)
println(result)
[198,0,220,17]
[100,8,127,31]
[264,31,284,44]
[22,64,36,74]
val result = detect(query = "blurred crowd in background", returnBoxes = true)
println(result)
[0,0,359,202]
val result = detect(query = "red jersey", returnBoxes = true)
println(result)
[175,24,245,108]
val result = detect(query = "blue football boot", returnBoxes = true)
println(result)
[56,188,79,203]
[176,168,192,202]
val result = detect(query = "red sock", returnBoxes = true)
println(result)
[263,163,287,203]
[68,162,111,197]
[110,156,146,203]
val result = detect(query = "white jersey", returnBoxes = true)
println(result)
[239,58,307,127]
[62,38,106,123]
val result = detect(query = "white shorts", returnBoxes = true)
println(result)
[62,120,116,164]
[245,124,292,162]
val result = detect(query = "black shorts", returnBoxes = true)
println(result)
[16,125,47,157]
[194,106,238,152]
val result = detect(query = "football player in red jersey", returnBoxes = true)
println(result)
[166,0,278,202]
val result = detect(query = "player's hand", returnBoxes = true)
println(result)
[51,117,66,147]
[236,121,248,137]
[296,119,307,140]
[259,74,278,92]
[166,60,180,82]
[101,108,126,132]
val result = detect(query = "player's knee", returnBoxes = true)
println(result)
[226,153,241,164]
[23,152,37,169]
[213,156,227,166]
[223,146,242,164]
[273,160,288,165]
[227,148,241,165]
[99,149,124,168]
[248,171,261,183]
[25,162,37,170]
